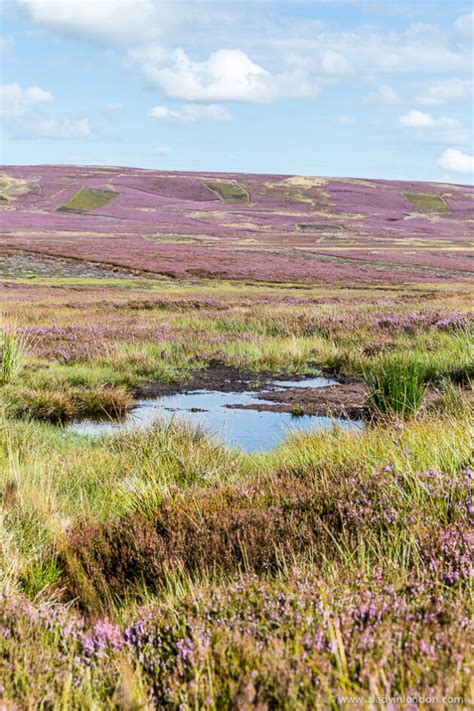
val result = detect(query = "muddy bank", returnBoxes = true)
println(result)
[135,366,368,420]
[228,379,368,420]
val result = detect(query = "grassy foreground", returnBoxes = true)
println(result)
[0,278,472,709]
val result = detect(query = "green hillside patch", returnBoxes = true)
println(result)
[403,193,449,212]
[58,187,118,213]
[206,181,250,203]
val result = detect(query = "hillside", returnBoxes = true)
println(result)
[1,165,472,284]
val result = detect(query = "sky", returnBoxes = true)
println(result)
[0,0,473,182]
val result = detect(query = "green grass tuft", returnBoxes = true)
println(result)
[0,323,29,384]
[364,357,429,416]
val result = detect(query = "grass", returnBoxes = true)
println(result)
[363,356,428,416]
[1,290,471,423]
[0,278,472,707]
[5,384,133,422]
[403,192,449,211]
[206,181,250,203]
[58,187,118,213]
[0,321,29,384]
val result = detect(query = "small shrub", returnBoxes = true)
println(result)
[60,459,470,605]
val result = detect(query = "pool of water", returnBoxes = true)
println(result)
[67,377,364,453]
[270,377,338,390]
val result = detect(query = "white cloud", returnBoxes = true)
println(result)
[13,116,94,140]
[15,0,168,45]
[151,145,173,155]
[0,82,53,116]
[366,84,400,105]
[149,103,231,122]
[0,35,15,56]
[454,10,474,35]
[337,116,356,126]
[1,81,96,141]
[400,110,460,129]
[104,101,123,112]
[438,149,473,176]
[321,50,350,75]
[127,46,314,102]
[418,79,473,105]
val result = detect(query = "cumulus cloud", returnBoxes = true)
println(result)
[151,145,173,155]
[454,10,474,35]
[400,110,460,129]
[337,116,356,126]
[1,83,95,140]
[127,46,314,102]
[12,116,95,140]
[15,0,168,45]
[0,35,15,56]
[418,80,473,105]
[321,50,350,75]
[104,101,123,112]
[438,149,473,175]
[0,82,53,116]
[365,84,400,105]
[149,103,231,122]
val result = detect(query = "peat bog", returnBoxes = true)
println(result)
[67,371,364,451]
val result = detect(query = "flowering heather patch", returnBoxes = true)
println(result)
[24,322,178,363]
[1,564,471,708]
[62,456,472,601]
[0,165,472,284]
[370,311,472,334]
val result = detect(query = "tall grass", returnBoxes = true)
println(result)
[0,322,29,384]
[364,357,428,416]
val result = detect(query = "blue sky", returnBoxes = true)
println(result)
[1,0,473,182]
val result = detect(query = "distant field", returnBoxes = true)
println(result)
[0,165,472,285]
[403,192,450,211]
[58,186,117,213]
[206,180,250,203]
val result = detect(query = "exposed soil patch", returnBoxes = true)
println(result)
[234,378,368,419]
[297,222,346,233]
[0,251,143,280]
[136,365,288,397]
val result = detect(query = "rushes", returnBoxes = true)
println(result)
[364,357,429,417]
[0,322,29,384]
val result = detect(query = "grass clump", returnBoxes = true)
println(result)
[5,384,133,423]
[0,323,29,384]
[364,357,428,417]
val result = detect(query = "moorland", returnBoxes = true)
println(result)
[0,165,472,708]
